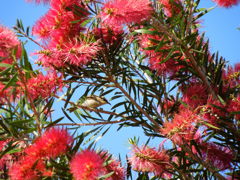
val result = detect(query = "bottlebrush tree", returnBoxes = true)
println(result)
[0,0,239,179]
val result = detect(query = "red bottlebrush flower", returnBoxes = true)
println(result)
[0,82,18,103]
[35,49,64,67]
[32,0,88,49]
[25,127,73,158]
[200,142,233,170]
[8,157,46,180]
[158,0,182,17]
[18,71,63,100]
[36,40,100,67]
[148,56,179,75]
[0,140,12,170]
[32,8,80,43]
[0,25,21,65]
[93,25,124,44]
[223,63,240,90]
[1,139,26,172]
[50,0,80,9]
[0,82,10,103]
[128,146,170,177]
[212,0,240,7]
[158,98,178,115]
[60,40,100,66]
[100,0,153,26]
[227,96,240,120]
[161,108,200,144]
[182,82,208,109]
[138,32,182,76]
[101,152,125,180]
[201,96,227,127]
[70,150,106,180]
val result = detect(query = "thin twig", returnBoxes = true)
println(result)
[183,145,226,180]
[15,28,45,49]
[13,57,42,135]
[153,20,217,99]
[110,76,161,131]
[54,119,128,126]
[63,80,115,87]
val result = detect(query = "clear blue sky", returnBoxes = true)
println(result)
[0,0,239,159]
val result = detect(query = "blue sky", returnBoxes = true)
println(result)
[0,0,239,161]
[0,1,239,63]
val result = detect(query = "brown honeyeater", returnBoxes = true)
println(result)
[68,95,110,112]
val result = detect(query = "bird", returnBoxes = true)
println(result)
[68,95,110,112]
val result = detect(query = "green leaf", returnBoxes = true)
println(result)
[134,29,159,35]
[0,63,12,68]
[98,172,114,180]
[2,72,18,91]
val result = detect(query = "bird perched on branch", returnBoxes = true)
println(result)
[68,95,110,112]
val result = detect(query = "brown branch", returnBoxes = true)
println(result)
[13,57,42,135]
[183,145,226,180]
[153,20,217,99]
[15,28,45,49]
[182,48,217,99]
[54,119,128,127]
[63,80,115,87]
[110,76,161,131]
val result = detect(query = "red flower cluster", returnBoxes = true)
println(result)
[138,31,185,76]
[93,25,124,45]
[202,96,227,127]
[31,0,100,68]
[0,25,21,66]
[32,0,86,46]
[129,146,170,177]
[8,156,51,180]
[227,96,240,120]
[70,150,125,180]
[161,108,200,144]
[0,82,11,103]
[18,71,63,100]
[36,40,101,67]
[158,0,182,17]
[9,128,72,179]
[0,140,12,170]
[25,127,73,158]
[223,63,240,89]
[182,82,208,109]
[101,152,125,180]
[100,0,153,26]
[200,142,233,170]
[213,0,240,7]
